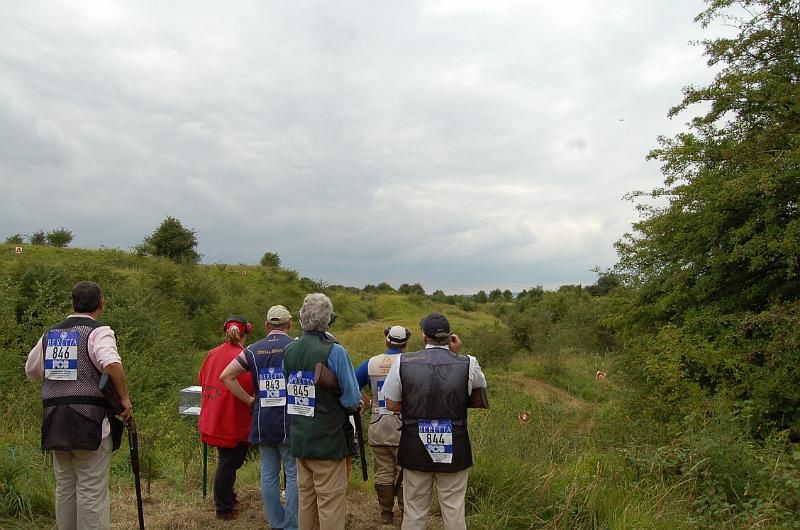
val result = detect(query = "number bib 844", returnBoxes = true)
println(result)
[418,419,454,464]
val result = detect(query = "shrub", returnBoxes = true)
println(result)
[45,228,73,248]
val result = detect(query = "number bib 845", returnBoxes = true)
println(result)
[44,330,79,381]
[418,419,454,464]
[287,370,316,417]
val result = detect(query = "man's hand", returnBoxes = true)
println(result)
[449,333,463,353]
[119,398,133,422]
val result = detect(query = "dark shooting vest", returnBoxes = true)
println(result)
[283,332,350,460]
[398,347,472,472]
[244,332,294,445]
[40,316,112,451]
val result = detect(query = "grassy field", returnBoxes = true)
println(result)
[1,245,797,529]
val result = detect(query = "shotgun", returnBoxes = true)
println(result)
[313,362,368,481]
[99,373,145,530]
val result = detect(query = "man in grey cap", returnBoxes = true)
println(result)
[220,305,298,530]
[382,313,487,530]
[354,325,412,524]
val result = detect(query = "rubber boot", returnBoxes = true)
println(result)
[376,484,395,524]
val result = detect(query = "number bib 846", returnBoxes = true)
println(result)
[418,419,454,464]
[259,368,287,407]
[44,330,79,381]
[287,370,316,417]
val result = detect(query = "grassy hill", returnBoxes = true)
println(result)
[1,245,796,529]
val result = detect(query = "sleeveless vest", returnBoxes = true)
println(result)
[283,333,349,460]
[244,333,294,445]
[198,342,254,448]
[40,316,110,451]
[367,351,402,446]
[398,347,472,472]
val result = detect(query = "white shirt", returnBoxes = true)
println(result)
[381,344,487,403]
[25,314,122,438]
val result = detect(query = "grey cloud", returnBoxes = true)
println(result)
[1,0,716,292]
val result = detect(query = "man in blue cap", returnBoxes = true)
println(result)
[382,312,487,530]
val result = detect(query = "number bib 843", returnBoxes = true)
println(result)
[287,370,316,417]
[44,330,79,381]
[418,419,454,464]
[259,368,287,407]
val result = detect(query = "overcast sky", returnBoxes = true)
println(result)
[1,0,721,293]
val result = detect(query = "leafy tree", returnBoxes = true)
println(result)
[376,282,395,293]
[260,251,281,268]
[4,234,23,244]
[398,283,425,296]
[29,230,46,245]
[616,0,800,320]
[136,216,200,264]
[488,289,503,302]
[45,227,73,248]
[585,272,621,297]
[502,289,513,302]
[473,290,488,304]
[614,0,800,435]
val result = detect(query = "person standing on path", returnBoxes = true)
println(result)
[354,325,411,524]
[383,312,487,530]
[282,293,361,530]
[220,305,298,530]
[198,315,255,520]
[25,280,132,530]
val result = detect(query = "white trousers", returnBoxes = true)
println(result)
[52,435,112,530]
[402,468,469,530]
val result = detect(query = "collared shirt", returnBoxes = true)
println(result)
[381,344,487,403]
[25,314,122,438]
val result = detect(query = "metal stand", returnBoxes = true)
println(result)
[202,441,208,498]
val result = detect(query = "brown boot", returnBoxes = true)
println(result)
[375,484,395,524]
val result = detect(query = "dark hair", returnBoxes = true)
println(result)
[72,281,103,313]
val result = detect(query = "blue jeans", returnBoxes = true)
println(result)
[259,442,298,530]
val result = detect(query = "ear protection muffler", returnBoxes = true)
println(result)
[224,315,253,334]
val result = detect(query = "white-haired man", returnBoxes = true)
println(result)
[282,293,360,530]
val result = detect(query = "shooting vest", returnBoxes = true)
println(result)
[283,332,350,460]
[244,332,294,445]
[40,316,110,451]
[398,347,472,472]
[367,350,402,446]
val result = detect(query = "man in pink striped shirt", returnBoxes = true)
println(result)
[26,281,131,530]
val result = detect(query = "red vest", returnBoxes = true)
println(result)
[198,342,254,447]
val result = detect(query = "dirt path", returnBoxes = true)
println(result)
[110,482,443,529]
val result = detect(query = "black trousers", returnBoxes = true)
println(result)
[214,443,248,513]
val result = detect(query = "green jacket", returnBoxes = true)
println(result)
[283,333,350,460]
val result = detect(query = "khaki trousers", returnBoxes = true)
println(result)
[296,457,348,530]
[372,445,400,486]
[52,435,113,530]
[402,468,469,530]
